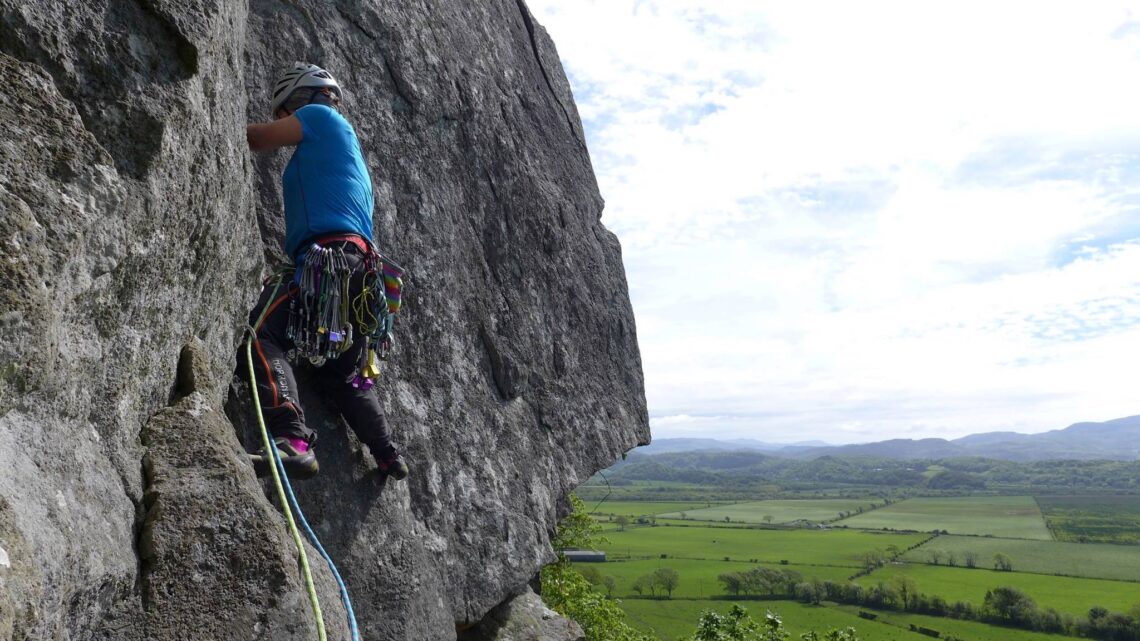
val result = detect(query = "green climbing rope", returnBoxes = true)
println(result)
[246,278,327,641]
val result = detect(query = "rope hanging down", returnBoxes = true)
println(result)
[246,278,361,641]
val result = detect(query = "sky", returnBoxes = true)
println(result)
[525,1,1140,444]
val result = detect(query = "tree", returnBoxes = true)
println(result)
[653,567,680,598]
[615,515,630,531]
[795,582,822,605]
[763,515,774,524]
[632,574,654,597]
[945,551,956,567]
[861,550,886,569]
[719,572,744,596]
[889,575,918,610]
[927,550,943,565]
[983,586,1037,625]
[993,552,1013,572]
[602,575,617,598]
[963,550,978,568]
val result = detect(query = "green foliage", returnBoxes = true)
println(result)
[595,450,1140,494]
[991,552,1012,572]
[542,494,654,641]
[553,494,606,553]
[688,605,862,641]
[688,605,789,641]
[982,586,1037,625]
[542,561,656,641]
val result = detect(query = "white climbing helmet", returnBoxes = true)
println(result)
[269,62,342,115]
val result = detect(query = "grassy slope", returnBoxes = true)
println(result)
[860,564,1140,615]
[839,496,1053,539]
[902,534,1140,582]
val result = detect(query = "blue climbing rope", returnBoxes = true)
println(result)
[246,279,361,641]
[267,432,362,641]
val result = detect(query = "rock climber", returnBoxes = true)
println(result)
[241,62,408,481]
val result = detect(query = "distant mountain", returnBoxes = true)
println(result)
[639,416,1140,461]
[635,437,832,456]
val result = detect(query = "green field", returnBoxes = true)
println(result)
[622,599,940,641]
[659,499,884,524]
[1036,495,1140,544]
[839,496,1053,539]
[589,500,729,518]
[602,525,928,566]
[584,558,857,599]
[833,604,1077,641]
[902,534,1140,582]
[861,564,1140,615]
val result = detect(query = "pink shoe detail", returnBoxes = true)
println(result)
[287,437,309,454]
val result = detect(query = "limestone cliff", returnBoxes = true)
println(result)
[0,1,649,639]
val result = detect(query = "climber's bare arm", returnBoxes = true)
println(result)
[246,116,303,152]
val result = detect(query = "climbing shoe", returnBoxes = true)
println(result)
[250,437,319,480]
[376,453,408,481]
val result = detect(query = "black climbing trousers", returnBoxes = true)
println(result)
[242,244,398,462]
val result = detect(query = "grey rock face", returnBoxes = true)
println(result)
[0,0,648,639]
[458,587,584,641]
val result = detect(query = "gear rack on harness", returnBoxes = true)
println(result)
[287,242,404,391]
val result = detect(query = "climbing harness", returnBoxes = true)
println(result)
[247,282,361,641]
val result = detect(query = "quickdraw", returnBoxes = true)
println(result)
[287,242,405,392]
[288,244,355,365]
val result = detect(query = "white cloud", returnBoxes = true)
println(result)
[528,0,1140,443]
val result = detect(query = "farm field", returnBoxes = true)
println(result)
[565,484,1140,641]
[901,534,1140,582]
[833,604,1078,641]
[861,564,1140,615]
[602,524,929,566]
[1036,495,1140,544]
[588,501,728,518]
[621,599,934,641]
[838,496,1053,539]
[588,558,856,599]
[658,499,884,524]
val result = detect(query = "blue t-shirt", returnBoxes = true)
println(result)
[282,104,374,261]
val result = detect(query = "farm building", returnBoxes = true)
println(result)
[562,549,606,562]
